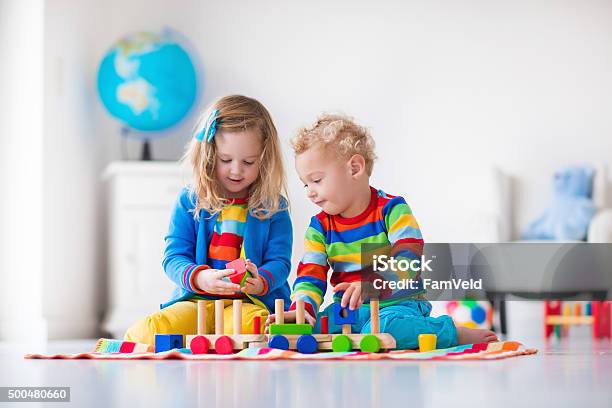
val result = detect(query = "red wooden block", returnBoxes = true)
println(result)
[190,335,210,354]
[215,335,234,354]
[320,315,329,334]
[226,258,247,274]
[253,316,261,335]
[119,341,136,353]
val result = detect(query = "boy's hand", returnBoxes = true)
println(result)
[194,269,241,295]
[263,310,316,333]
[333,281,363,310]
[240,259,265,295]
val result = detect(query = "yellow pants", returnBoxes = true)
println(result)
[124,299,268,346]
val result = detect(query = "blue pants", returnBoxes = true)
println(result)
[314,300,458,350]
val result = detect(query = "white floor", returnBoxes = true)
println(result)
[0,336,611,408]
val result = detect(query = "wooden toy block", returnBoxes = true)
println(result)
[268,334,289,350]
[333,303,357,325]
[370,299,380,334]
[215,335,234,354]
[586,302,592,316]
[197,300,207,335]
[155,334,183,353]
[215,299,224,335]
[592,301,611,339]
[296,334,318,354]
[189,335,210,354]
[418,334,437,352]
[269,323,313,335]
[253,315,261,334]
[546,315,593,325]
[360,334,381,353]
[342,324,352,335]
[275,299,284,324]
[320,315,329,334]
[233,299,242,335]
[296,299,305,324]
[226,258,247,273]
[574,303,582,316]
[544,300,561,338]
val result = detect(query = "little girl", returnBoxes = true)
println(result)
[125,95,293,346]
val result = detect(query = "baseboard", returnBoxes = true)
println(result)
[0,317,48,343]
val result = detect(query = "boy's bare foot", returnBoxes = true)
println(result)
[456,326,499,344]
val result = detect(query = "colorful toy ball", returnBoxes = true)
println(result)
[446,300,493,329]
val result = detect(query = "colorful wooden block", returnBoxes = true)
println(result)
[225,259,250,285]
[418,334,437,352]
[226,258,247,274]
[155,334,183,353]
[269,323,313,335]
[320,315,329,334]
[333,303,357,325]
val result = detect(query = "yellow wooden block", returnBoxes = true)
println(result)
[418,334,437,352]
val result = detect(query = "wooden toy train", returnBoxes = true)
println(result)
[155,298,396,354]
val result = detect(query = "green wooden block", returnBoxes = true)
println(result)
[269,323,313,335]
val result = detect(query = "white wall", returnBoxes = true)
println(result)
[36,0,612,338]
[0,0,46,342]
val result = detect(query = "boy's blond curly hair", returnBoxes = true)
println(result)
[291,114,377,175]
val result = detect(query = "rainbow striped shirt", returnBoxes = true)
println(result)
[208,198,248,270]
[290,187,424,317]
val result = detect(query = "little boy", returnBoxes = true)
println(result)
[268,114,497,349]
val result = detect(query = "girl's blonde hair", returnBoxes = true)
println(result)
[183,95,288,220]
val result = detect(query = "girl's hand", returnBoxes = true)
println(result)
[263,310,316,333]
[194,268,241,295]
[333,281,363,310]
[240,259,265,295]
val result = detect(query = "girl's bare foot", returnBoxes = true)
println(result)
[456,326,499,344]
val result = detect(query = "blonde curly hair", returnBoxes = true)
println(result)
[291,114,377,175]
[183,95,288,220]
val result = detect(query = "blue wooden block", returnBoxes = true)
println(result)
[296,334,318,354]
[333,302,357,325]
[155,334,183,353]
[268,335,289,350]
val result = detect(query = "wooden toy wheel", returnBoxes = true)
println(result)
[214,335,234,354]
[268,335,289,350]
[332,335,352,352]
[189,335,210,354]
[296,334,318,354]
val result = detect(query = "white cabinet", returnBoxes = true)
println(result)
[102,161,189,339]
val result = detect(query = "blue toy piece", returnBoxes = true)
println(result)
[522,165,596,240]
[155,334,183,353]
[268,335,289,350]
[333,302,358,325]
[296,334,318,354]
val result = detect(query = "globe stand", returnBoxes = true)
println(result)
[141,140,152,161]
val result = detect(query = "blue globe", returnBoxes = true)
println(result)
[97,30,198,133]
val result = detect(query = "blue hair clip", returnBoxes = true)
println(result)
[195,109,219,142]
